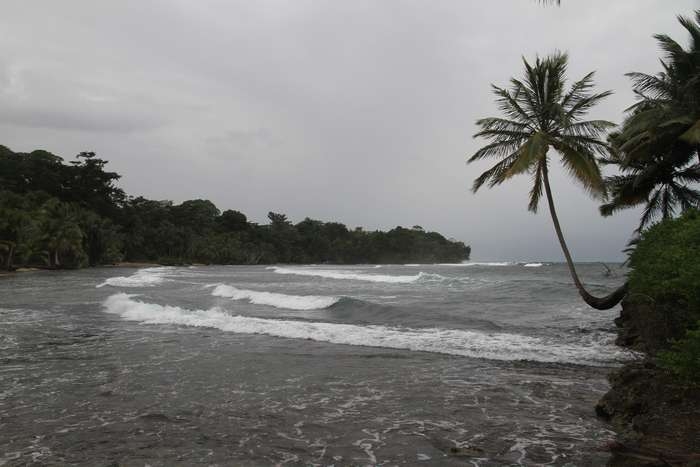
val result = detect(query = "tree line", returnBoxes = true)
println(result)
[0,146,470,270]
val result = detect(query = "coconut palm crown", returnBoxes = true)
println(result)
[600,132,700,231]
[468,52,628,310]
[617,11,700,165]
[600,11,700,232]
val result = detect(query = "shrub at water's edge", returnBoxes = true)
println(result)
[598,211,700,466]
[628,210,700,319]
[618,209,700,372]
[658,325,700,383]
[621,210,700,355]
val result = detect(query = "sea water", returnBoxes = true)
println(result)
[0,263,634,465]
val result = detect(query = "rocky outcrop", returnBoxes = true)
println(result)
[598,300,700,466]
[614,297,695,354]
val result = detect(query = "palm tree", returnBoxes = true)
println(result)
[468,52,627,310]
[39,200,86,268]
[600,132,700,231]
[616,11,700,166]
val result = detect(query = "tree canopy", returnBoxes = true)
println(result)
[0,146,470,270]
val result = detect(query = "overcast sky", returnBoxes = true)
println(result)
[1,0,697,261]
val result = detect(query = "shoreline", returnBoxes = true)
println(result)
[0,262,165,277]
[599,299,700,466]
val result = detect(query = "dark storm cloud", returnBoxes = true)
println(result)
[1,0,697,260]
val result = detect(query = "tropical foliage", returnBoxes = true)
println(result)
[0,145,470,270]
[600,132,700,231]
[627,209,700,382]
[467,52,626,309]
[601,11,700,228]
[628,209,700,317]
[659,325,700,383]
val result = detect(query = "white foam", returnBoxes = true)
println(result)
[103,293,633,365]
[524,263,544,268]
[268,267,442,284]
[96,267,173,288]
[440,262,514,267]
[211,284,340,310]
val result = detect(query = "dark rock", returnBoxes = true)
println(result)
[597,361,700,466]
[448,446,485,457]
[614,298,693,355]
[599,299,700,466]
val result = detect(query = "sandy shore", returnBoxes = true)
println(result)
[0,262,166,277]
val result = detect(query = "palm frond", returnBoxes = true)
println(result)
[556,141,605,196]
[528,161,545,212]
[638,188,664,230]
[468,138,525,163]
[564,90,614,121]
[471,152,520,192]
[503,132,548,179]
[491,85,533,124]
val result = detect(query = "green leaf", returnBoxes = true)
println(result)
[680,119,700,144]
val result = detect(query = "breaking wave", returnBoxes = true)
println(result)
[211,284,340,310]
[96,267,173,288]
[440,262,514,267]
[103,293,632,365]
[524,263,544,268]
[267,267,445,284]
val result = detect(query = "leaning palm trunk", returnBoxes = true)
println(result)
[542,165,627,310]
[469,53,629,310]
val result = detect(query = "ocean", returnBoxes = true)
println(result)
[0,263,636,466]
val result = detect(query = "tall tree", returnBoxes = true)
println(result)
[601,11,700,231]
[468,52,627,310]
[39,200,86,268]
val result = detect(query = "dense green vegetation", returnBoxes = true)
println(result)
[0,145,469,270]
[659,327,700,383]
[600,12,700,231]
[628,210,700,314]
[609,11,700,381]
[627,210,700,382]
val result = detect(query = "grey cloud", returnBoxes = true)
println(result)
[0,0,695,261]
[206,128,280,159]
[0,104,166,133]
[0,63,167,133]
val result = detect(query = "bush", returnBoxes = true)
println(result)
[658,324,700,383]
[628,209,700,322]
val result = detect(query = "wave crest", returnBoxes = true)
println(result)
[96,267,173,288]
[102,293,633,365]
[268,267,445,284]
[211,284,340,310]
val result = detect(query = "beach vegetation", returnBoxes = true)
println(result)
[600,12,700,230]
[0,146,470,269]
[627,209,700,382]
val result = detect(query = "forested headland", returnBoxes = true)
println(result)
[0,145,470,270]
